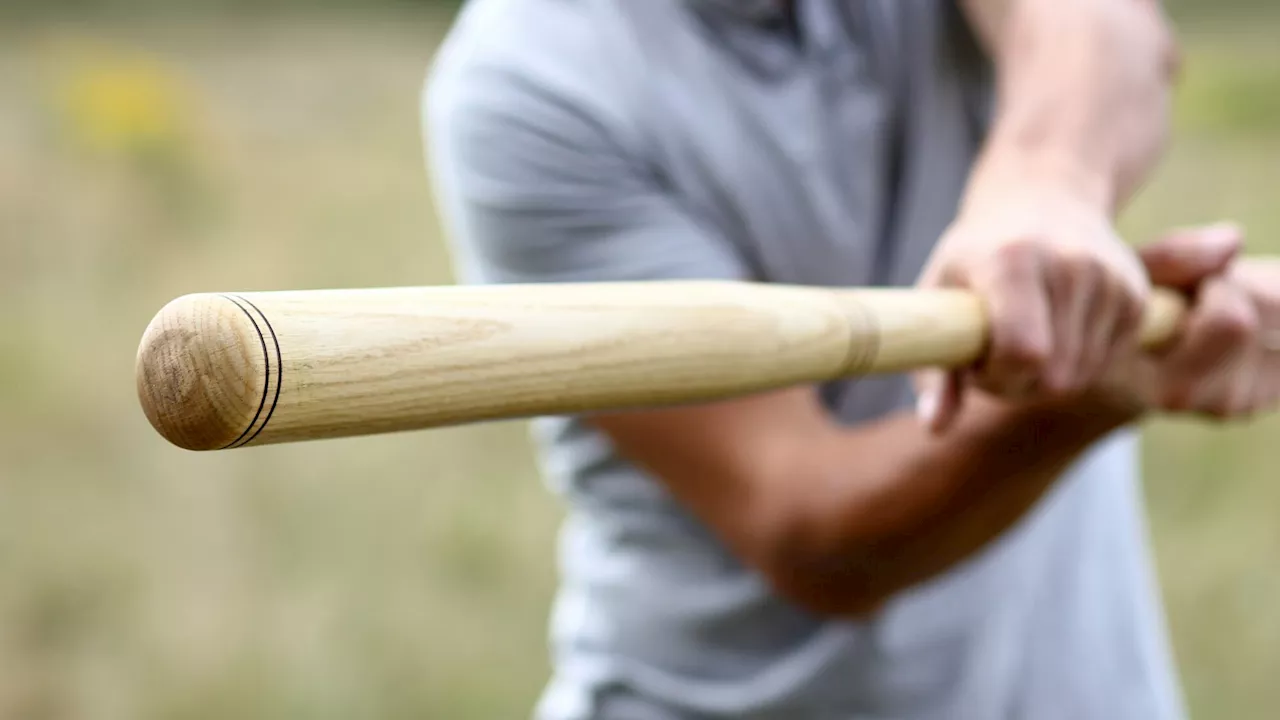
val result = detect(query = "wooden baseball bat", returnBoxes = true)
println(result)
[136,281,1188,451]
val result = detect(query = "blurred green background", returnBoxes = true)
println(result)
[0,1,1277,718]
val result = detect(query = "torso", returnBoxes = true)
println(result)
[427,2,1185,717]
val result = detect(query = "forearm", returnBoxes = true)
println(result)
[961,0,1178,211]
[765,394,1138,615]
[591,385,1139,619]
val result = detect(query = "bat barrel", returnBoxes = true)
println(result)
[136,282,914,450]
[136,293,281,451]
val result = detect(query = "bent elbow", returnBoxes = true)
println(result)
[741,504,889,619]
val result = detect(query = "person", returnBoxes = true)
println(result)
[422,1,1280,717]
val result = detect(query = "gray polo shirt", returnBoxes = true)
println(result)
[424,1,1185,718]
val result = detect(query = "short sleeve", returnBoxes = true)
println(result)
[423,63,750,285]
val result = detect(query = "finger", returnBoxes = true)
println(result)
[1240,338,1280,416]
[1138,222,1243,289]
[1044,259,1092,393]
[1087,244,1150,394]
[1164,278,1258,412]
[1229,257,1280,293]
[915,368,943,427]
[1182,333,1248,418]
[1221,350,1263,419]
[1235,261,1280,411]
[1081,275,1135,391]
[974,246,1053,397]
[1188,366,1246,421]
[916,369,965,434]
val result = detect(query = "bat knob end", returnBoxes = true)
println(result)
[136,293,274,451]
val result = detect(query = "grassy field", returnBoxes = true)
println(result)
[0,8,1277,719]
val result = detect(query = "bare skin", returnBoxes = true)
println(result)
[594,384,1135,616]
[595,232,1280,616]
[587,0,1280,616]
[917,0,1181,428]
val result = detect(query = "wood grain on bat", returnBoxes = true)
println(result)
[135,281,1187,450]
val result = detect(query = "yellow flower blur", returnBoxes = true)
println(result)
[56,41,194,157]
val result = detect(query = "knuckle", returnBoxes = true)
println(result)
[997,332,1051,371]
[994,238,1042,272]
[1051,248,1096,278]
[1044,379,1080,401]
[1209,306,1258,345]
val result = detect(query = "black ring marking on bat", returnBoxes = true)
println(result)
[219,294,270,450]
[231,295,283,449]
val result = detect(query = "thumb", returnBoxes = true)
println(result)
[1139,222,1243,289]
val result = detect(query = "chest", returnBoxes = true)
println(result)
[637,5,914,289]
[618,0,982,295]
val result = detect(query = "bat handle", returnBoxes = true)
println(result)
[1139,287,1189,350]
[833,285,1189,376]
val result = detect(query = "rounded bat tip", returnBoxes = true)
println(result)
[135,293,273,451]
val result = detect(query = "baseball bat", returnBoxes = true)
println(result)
[136,281,1188,451]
